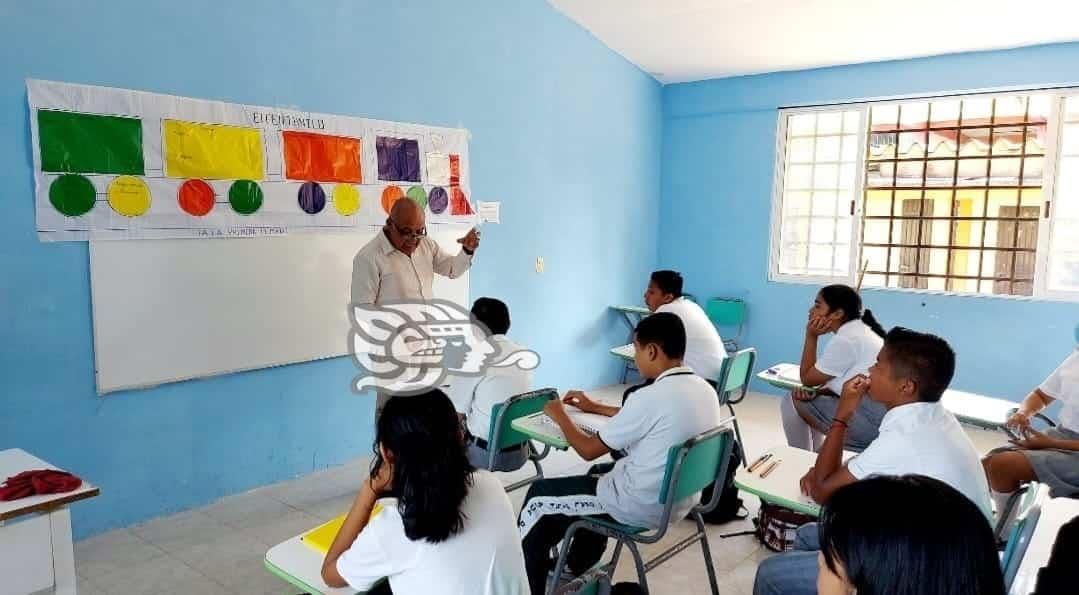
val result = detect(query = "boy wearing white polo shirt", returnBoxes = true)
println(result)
[517,312,721,594]
[752,327,991,595]
[644,270,726,382]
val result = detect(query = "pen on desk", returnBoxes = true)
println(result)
[759,459,781,478]
[747,453,773,473]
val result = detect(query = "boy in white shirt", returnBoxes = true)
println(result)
[447,297,534,472]
[984,338,1079,509]
[753,327,991,595]
[644,270,727,382]
[517,312,721,594]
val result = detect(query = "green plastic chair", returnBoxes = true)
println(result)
[1001,483,1047,590]
[715,348,756,467]
[548,426,735,595]
[486,388,557,492]
[705,298,747,352]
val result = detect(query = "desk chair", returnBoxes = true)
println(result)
[705,298,746,352]
[715,348,756,468]
[486,388,557,492]
[1001,483,1048,590]
[548,426,735,595]
[995,482,1043,545]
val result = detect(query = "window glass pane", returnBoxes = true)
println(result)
[789,113,816,136]
[815,136,841,161]
[811,191,838,216]
[774,108,861,280]
[858,93,1047,297]
[817,112,843,135]
[788,137,815,163]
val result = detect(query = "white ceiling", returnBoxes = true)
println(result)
[548,0,1079,84]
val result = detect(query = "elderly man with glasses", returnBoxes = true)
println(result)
[352,197,480,307]
[352,197,480,413]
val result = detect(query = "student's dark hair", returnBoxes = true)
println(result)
[471,297,510,335]
[635,312,686,360]
[649,270,683,298]
[373,390,474,543]
[883,327,956,402]
[818,284,886,338]
[820,475,1003,595]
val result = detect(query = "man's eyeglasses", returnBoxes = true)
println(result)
[391,220,428,241]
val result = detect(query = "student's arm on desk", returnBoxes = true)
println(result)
[564,390,620,418]
[544,399,611,461]
[799,376,865,504]
[322,466,392,589]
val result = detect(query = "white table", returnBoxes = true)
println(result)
[265,533,361,595]
[734,445,853,517]
[759,361,1027,432]
[1008,497,1079,595]
[0,449,99,595]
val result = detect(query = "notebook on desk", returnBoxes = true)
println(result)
[539,407,609,435]
[301,503,384,555]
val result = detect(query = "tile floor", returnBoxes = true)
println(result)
[71,387,1009,595]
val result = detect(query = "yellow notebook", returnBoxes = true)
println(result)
[301,504,384,555]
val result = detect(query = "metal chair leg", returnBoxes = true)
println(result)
[727,403,747,468]
[695,514,720,594]
[624,539,649,594]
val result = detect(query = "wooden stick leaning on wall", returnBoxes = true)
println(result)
[855,259,869,292]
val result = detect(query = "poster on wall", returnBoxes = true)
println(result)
[27,79,476,241]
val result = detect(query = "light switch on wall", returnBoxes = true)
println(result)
[535,257,544,273]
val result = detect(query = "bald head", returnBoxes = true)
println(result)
[385,198,426,255]
[390,197,424,228]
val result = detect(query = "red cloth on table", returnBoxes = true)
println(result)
[0,469,83,501]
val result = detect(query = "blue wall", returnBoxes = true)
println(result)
[0,0,661,538]
[660,43,1079,402]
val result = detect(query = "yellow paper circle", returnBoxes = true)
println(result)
[334,184,361,216]
[107,176,151,217]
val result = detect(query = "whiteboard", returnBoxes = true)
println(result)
[89,227,470,394]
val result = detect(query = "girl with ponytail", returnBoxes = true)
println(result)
[781,284,888,452]
[321,390,528,594]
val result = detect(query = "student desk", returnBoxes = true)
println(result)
[266,531,391,595]
[511,412,572,450]
[734,445,854,517]
[610,305,650,331]
[0,449,99,595]
[610,306,649,382]
[1007,497,1079,595]
[759,361,1024,432]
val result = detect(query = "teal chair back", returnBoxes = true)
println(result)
[705,298,746,326]
[717,348,757,405]
[488,388,557,450]
[658,427,733,506]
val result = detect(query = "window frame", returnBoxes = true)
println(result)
[769,90,1079,303]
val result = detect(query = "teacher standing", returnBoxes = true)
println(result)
[351,198,481,410]
[352,198,479,305]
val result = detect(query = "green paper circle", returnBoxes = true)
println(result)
[228,180,263,215]
[49,174,96,217]
[406,185,428,210]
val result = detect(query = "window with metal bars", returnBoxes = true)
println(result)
[770,91,1079,301]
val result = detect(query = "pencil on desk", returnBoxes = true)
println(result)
[760,459,781,478]
[747,453,772,473]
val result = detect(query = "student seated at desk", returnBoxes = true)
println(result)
[783,284,887,452]
[447,297,534,472]
[816,475,1004,595]
[984,344,1079,515]
[321,390,528,595]
[517,312,721,595]
[642,270,726,383]
[754,328,991,595]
